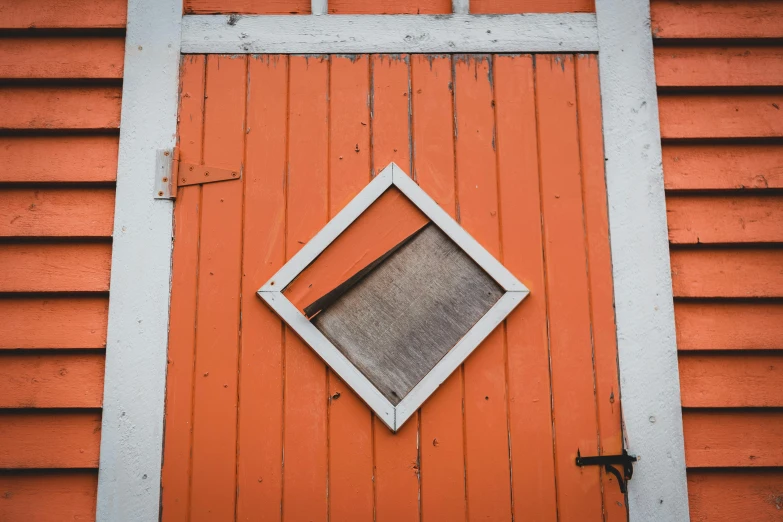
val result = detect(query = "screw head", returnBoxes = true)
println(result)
[232,172,237,177]
[189,166,194,171]
[158,191,164,196]
[181,178,187,183]
[163,151,170,156]
[205,171,210,176]
[162,177,168,183]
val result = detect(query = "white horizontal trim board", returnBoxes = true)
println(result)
[181,14,599,54]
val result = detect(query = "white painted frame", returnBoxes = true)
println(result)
[258,163,528,431]
[595,0,689,518]
[180,14,599,53]
[100,0,690,518]
[96,0,182,520]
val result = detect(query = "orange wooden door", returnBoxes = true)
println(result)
[161,53,625,522]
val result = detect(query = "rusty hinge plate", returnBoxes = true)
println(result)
[155,148,241,199]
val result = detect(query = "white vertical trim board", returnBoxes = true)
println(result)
[452,0,470,14]
[96,0,182,520]
[595,0,690,519]
[311,0,327,15]
[180,14,599,54]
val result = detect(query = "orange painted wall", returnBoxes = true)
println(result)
[0,0,125,519]
[162,52,624,522]
[652,0,783,520]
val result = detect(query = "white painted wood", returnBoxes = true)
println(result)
[452,0,469,14]
[258,162,528,431]
[311,0,327,15]
[595,0,690,518]
[181,13,599,54]
[97,0,182,520]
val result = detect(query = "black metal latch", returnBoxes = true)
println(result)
[575,448,637,494]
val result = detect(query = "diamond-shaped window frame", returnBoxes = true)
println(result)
[258,162,529,431]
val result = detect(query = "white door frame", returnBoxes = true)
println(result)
[99,1,689,519]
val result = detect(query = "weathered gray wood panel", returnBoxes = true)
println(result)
[312,224,502,405]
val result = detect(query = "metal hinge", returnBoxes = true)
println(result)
[154,148,241,199]
[575,448,637,494]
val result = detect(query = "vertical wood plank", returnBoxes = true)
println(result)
[493,53,558,522]
[283,55,330,522]
[411,54,467,522]
[535,54,603,521]
[161,54,205,522]
[235,55,288,522]
[453,54,512,522]
[371,53,421,522]
[327,54,375,522]
[190,54,246,522]
[576,53,627,521]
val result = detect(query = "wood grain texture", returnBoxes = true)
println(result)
[536,53,602,520]
[670,248,783,298]
[471,0,594,13]
[0,187,115,238]
[651,0,783,39]
[0,243,111,293]
[683,410,783,468]
[329,0,450,13]
[284,188,428,315]
[658,94,783,139]
[662,143,783,191]
[0,87,121,130]
[0,135,118,184]
[0,0,127,29]
[675,301,783,351]
[0,471,98,522]
[494,53,558,521]
[667,194,783,244]
[324,54,375,522]
[188,55,245,522]
[0,37,124,79]
[576,53,626,519]
[233,54,288,522]
[282,55,329,522]
[184,0,310,13]
[411,54,466,522]
[679,353,783,407]
[655,46,783,88]
[370,54,421,522]
[314,225,502,405]
[688,469,783,521]
[0,411,101,468]
[0,352,104,408]
[0,296,108,350]
[160,55,205,522]
[452,54,512,522]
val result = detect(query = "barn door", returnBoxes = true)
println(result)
[161,53,625,522]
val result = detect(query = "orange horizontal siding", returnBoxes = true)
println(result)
[666,194,783,244]
[688,469,783,521]
[655,46,783,88]
[651,0,783,39]
[675,301,783,351]
[184,0,310,13]
[683,410,783,468]
[0,243,112,293]
[0,37,125,80]
[0,188,115,238]
[0,353,105,408]
[470,0,593,12]
[662,144,783,191]
[679,353,783,408]
[0,411,102,469]
[0,0,127,29]
[670,248,783,298]
[0,86,122,130]
[329,0,450,13]
[658,94,783,140]
[0,471,98,522]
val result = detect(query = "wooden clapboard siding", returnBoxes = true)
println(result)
[0,37,124,79]
[163,53,623,522]
[0,471,98,522]
[0,1,125,518]
[0,187,115,238]
[184,0,592,13]
[653,0,783,517]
